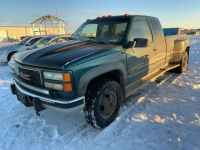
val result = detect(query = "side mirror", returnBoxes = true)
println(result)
[133,38,150,48]
[25,43,31,46]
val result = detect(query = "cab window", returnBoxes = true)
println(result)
[49,38,57,45]
[49,37,69,45]
[57,37,68,43]
[149,18,164,41]
[28,38,42,45]
[131,18,153,42]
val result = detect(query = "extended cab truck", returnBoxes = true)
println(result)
[10,15,190,129]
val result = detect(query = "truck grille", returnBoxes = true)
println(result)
[18,66,41,87]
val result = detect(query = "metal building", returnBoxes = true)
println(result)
[31,15,67,36]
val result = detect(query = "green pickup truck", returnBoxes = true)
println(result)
[10,14,190,129]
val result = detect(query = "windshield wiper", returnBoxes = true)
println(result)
[85,37,110,44]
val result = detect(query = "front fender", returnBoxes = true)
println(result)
[0,50,18,63]
[78,61,126,95]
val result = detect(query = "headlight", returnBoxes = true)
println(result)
[44,82,63,90]
[44,82,72,91]
[43,72,62,81]
[0,51,3,54]
[43,72,71,82]
[43,72,72,91]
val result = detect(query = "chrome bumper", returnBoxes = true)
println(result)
[13,79,85,113]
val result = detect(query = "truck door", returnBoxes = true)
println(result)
[126,18,155,87]
[149,18,166,70]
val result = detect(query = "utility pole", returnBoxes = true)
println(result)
[56,9,58,28]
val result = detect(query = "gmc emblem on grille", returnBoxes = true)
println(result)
[20,72,30,81]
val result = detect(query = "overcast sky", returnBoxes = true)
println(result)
[0,0,199,32]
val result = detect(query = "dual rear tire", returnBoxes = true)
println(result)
[177,51,188,73]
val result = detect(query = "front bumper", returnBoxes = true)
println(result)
[11,78,85,113]
[8,61,15,70]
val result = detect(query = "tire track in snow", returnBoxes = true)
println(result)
[85,41,200,149]
[48,120,101,150]
[0,71,181,150]
[0,37,199,149]
[85,72,182,150]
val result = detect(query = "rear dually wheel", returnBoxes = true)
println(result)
[177,51,188,73]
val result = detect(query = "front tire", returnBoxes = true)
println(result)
[177,51,188,73]
[83,79,123,129]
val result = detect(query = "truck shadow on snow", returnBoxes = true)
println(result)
[121,71,182,112]
[35,71,181,137]
[0,62,8,67]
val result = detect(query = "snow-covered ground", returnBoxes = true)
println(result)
[0,35,200,150]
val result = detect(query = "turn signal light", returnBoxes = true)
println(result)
[96,17,101,19]
[124,14,129,16]
[108,15,112,17]
[63,73,71,82]
[102,16,106,18]
[64,83,72,92]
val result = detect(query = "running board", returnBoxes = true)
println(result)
[160,64,180,71]
[142,64,180,82]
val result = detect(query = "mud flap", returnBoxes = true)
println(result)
[10,84,16,95]
[33,98,46,115]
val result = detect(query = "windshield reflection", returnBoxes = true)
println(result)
[72,18,129,45]
[16,37,32,45]
[30,38,50,49]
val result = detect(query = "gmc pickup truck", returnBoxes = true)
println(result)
[10,14,190,129]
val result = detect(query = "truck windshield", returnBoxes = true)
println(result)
[29,38,51,49]
[71,18,129,44]
[16,37,32,45]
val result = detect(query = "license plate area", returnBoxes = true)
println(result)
[16,92,33,107]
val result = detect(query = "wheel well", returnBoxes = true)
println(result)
[185,46,190,64]
[7,51,17,61]
[85,70,125,97]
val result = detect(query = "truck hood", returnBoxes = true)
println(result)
[0,44,24,51]
[15,40,118,69]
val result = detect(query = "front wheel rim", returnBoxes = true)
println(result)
[100,91,117,119]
